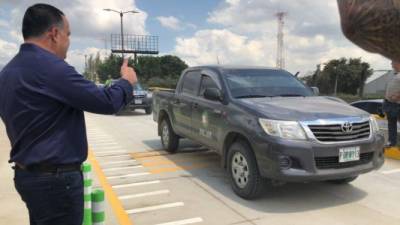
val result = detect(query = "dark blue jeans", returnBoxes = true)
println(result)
[383,100,400,146]
[14,168,84,225]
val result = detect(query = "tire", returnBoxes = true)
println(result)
[228,140,265,199]
[327,176,358,184]
[145,107,152,115]
[160,117,179,153]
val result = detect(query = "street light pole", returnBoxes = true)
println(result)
[120,12,124,58]
[103,9,139,59]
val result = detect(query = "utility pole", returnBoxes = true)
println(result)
[276,12,287,69]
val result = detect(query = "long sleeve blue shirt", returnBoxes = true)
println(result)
[0,43,133,166]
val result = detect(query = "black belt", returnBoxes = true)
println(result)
[15,163,81,173]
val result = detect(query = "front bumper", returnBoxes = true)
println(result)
[252,133,385,182]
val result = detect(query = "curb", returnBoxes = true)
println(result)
[384,147,400,160]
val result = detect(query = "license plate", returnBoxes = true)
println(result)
[339,146,360,163]
[134,99,142,104]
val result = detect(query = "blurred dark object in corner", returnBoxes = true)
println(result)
[337,0,400,61]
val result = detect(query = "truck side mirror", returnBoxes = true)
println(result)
[311,87,320,96]
[204,88,223,102]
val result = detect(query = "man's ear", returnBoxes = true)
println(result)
[48,26,59,43]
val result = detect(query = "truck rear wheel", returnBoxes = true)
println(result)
[327,176,358,184]
[228,140,265,199]
[160,118,179,153]
[145,107,152,115]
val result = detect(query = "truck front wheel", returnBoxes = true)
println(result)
[160,118,179,153]
[228,140,265,199]
[145,107,152,114]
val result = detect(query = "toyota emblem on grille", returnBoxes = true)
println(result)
[341,122,353,133]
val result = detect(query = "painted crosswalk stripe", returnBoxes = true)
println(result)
[155,217,203,225]
[119,190,170,200]
[103,165,143,172]
[92,144,121,148]
[97,154,131,158]
[107,172,150,180]
[95,146,125,150]
[126,202,184,214]
[112,180,161,189]
[101,160,136,165]
[381,169,400,174]
[96,150,127,154]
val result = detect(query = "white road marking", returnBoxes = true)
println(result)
[381,169,400,174]
[155,218,204,225]
[96,150,127,155]
[103,165,143,172]
[126,202,184,214]
[97,154,131,158]
[94,146,125,150]
[107,172,150,179]
[112,180,161,189]
[92,143,120,147]
[119,190,170,200]
[101,160,137,165]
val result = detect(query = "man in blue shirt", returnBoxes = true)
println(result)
[0,4,136,225]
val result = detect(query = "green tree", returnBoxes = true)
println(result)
[96,54,188,88]
[304,58,373,95]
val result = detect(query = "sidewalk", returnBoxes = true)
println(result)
[0,122,29,224]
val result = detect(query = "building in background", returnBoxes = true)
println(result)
[364,70,394,95]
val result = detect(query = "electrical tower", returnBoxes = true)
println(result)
[276,12,286,69]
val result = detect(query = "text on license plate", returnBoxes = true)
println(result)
[339,146,360,163]
[134,99,142,104]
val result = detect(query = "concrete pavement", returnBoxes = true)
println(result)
[1,110,400,225]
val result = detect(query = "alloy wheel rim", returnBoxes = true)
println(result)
[231,152,249,189]
[162,123,169,147]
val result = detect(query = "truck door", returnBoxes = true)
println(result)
[172,70,201,137]
[191,73,225,150]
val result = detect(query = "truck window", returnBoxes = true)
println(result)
[181,71,201,96]
[199,75,218,96]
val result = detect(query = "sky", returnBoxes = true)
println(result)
[0,0,392,76]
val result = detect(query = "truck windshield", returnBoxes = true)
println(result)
[225,69,313,98]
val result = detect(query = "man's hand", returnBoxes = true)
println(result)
[120,59,137,85]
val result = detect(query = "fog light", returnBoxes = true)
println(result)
[279,156,292,170]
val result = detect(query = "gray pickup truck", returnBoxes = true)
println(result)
[153,66,385,199]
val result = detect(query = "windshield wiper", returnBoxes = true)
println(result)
[236,95,269,99]
[273,94,305,97]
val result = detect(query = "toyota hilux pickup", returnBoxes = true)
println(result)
[152,66,385,199]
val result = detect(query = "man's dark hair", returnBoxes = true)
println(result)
[22,4,65,40]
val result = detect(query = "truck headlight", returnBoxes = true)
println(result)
[258,118,307,140]
[370,116,380,134]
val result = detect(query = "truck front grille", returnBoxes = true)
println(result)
[308,121,370,142]
[315,152,374,169]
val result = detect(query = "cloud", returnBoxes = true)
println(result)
[156,16,196,31]
[0,38,18,69]
[157,16,182,30]
[1,0,148,74]
[173,29,390,75]
[172,0,391,75]
[7,0,148,40]
[173,29,274,67]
